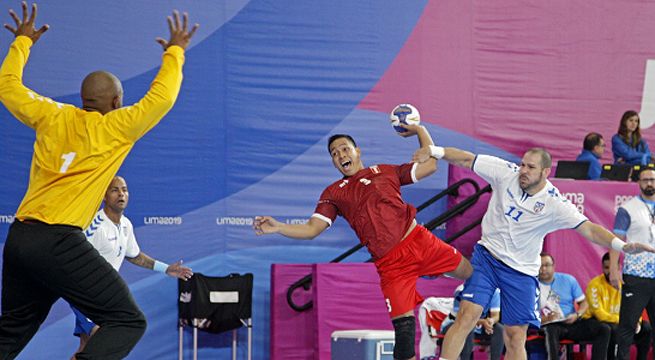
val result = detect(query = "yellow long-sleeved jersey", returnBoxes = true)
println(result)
[584,274,621,324]
[0,36,185,229]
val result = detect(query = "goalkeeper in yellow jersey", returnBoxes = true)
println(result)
[0,2,198,359]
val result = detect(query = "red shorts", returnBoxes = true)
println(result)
[374,225,462,318]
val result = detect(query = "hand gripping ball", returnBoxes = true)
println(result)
[390,103,420,133]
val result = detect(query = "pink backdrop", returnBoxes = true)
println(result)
[359,0,655,164]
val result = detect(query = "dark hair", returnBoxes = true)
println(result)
[583,132,603,151]
[540,252,554,264]
[526,148,552,169]
[617,110,641,147]
[602,252,610,263]
[327,134,357,153]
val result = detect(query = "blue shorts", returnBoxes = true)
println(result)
[71,305,96,336]
[461,244,540,328]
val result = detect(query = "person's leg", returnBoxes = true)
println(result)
[72,329,97,360]
[0,221,145,360]
[460,329,475,360]
[0,223,58,360]
[489,323,505,360]
[385,226,468,360]
[502,324,528,360]
[644,287,655,360]
[70,305,98,359]
[441,300,484,359]
[440,246,495,360]
[419,226,470,282]
[445,256,473,281]
[543,324,565,360]
[51,229,145,360]
[391,313,416,360]
[616,275,649,360]
[492,248,539,360]
[633,320,650,360]
[377,231,437,360]
[564,318,610,360]
[607,323,618,360]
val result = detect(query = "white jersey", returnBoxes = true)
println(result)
[473,155,587,276]
[84,209,140,271]
[614,196,655,279]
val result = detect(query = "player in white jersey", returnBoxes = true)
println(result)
[70,176,193,358]
[609,168,655,359]
[412,145,655,360]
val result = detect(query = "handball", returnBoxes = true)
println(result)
[390,103,420,133]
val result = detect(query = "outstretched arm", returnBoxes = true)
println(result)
[126,252,193,281]
[253,215,329,240]
[0,2,67,129]
[575,222,655,255]
[413,145,476,169]
[107,10,199,142]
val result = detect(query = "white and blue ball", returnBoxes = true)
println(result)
[390,103,420,133]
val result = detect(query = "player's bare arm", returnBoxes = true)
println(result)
[441,147,476,169]
[399,124,437,180]
[126,252,154,269]
[608,241,624,289]
[413,146,476,170]
[4,2,48,43]
[253,215,328,240]
[126,252,193,280]
[576,221,655,254]
[156,10,199,50]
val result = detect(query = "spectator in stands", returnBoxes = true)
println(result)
[609,167,655,359]
[612,110,651,165]
[576,132,605,180]
[586,252,651,360]
[441,285,504,360]
[538,253,611,360]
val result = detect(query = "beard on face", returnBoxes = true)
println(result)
[520,172,544,192]
[642,186,655,196]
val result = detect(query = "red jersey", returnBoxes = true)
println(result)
[312,163,418,260]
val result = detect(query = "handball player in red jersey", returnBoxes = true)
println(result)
[254,124,472,360]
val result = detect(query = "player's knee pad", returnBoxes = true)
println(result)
[392,316,416,360]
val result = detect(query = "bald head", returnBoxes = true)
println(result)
[81,71,123,114]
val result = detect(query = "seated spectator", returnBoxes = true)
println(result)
[586,252,651,360]
[612,110,651,165]
[576,132,605,180]
[538,253,611,360]
[441,284,504,360]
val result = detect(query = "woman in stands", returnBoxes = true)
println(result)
[612,110,652,165]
